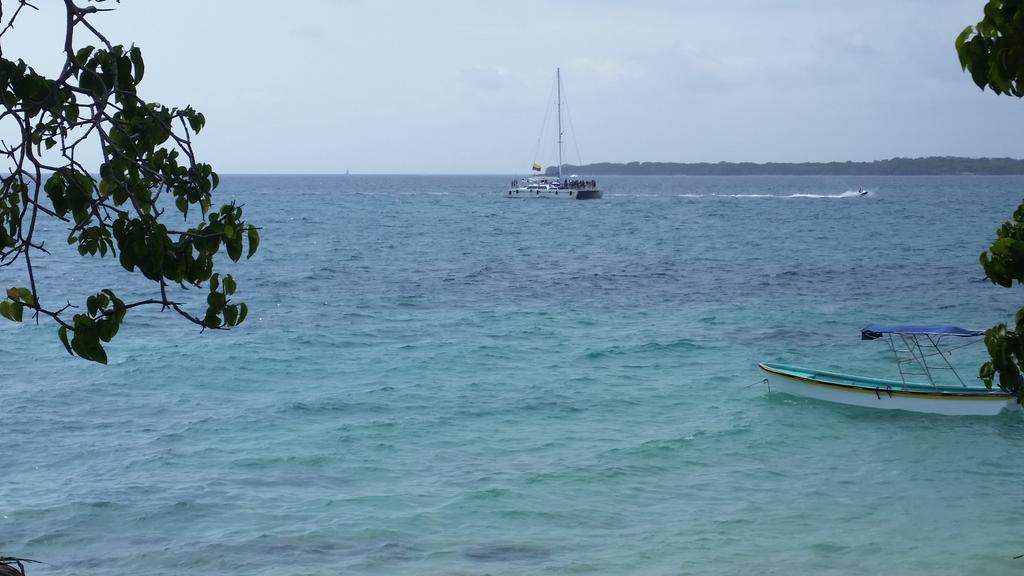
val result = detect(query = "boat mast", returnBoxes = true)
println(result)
[557,67,563,180]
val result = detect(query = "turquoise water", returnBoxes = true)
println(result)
[4,175,1024,575]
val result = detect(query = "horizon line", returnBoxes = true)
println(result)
[212,156,1024,176]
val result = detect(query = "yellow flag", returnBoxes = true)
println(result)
[531,163,542,172]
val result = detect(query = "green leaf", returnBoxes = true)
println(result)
[955,25,974,56]
[238,302,249,324]
[247,226,260,258]
[116,53,132,89]
[0,300,24,322]
[79,69,94,93]
[207,291,226,310]
[97,319,115,342]
[203,313,222,329]
[129,46,145,84]
[15,287,34,306]
[72,331,108,364]
[58,326,74,356]
[70,334,89,359]
[75,46,95,66]
[87,339,108,364]
[224,304,238,326]
[226,238,242,262]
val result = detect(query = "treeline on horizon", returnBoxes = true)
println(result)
[545,157,1024,176]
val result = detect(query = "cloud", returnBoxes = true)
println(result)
[567,58,636,82]
[458,66,516,92]
[6,0,1022,173]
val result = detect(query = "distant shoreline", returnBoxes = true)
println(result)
[545,157,1024,176]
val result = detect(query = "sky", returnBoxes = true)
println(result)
[3,0,1024,174]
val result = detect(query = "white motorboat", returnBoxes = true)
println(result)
[759,324,1018,416]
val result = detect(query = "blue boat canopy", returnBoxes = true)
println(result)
[861,324,984,340]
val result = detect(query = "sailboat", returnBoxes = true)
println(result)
[506,68,602,200]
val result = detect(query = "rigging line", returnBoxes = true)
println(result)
[742,378,769,390]
[932,335,982,354]
[541,134,557,174]
[560,81,584,168]
[530,74,558,171]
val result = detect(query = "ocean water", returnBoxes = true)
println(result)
[3,174,1024,575]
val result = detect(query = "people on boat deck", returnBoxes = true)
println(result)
[559,179,596,189]
[509,177,597,191]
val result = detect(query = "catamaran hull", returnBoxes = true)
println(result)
[506,189,602,200]
[759,363,1018,416]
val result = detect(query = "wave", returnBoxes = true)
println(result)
[584,338,701,359]
[675,190,871,199]
[789,190,870,198]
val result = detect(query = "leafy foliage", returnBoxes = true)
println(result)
[977,204,1024,394]
[0,0,258,363]
[957,1,1024,395]
[956,1,1024,96]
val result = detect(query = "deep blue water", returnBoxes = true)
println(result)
[4,175,1024,575]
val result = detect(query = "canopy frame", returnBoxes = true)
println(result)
[861,325,983,387]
